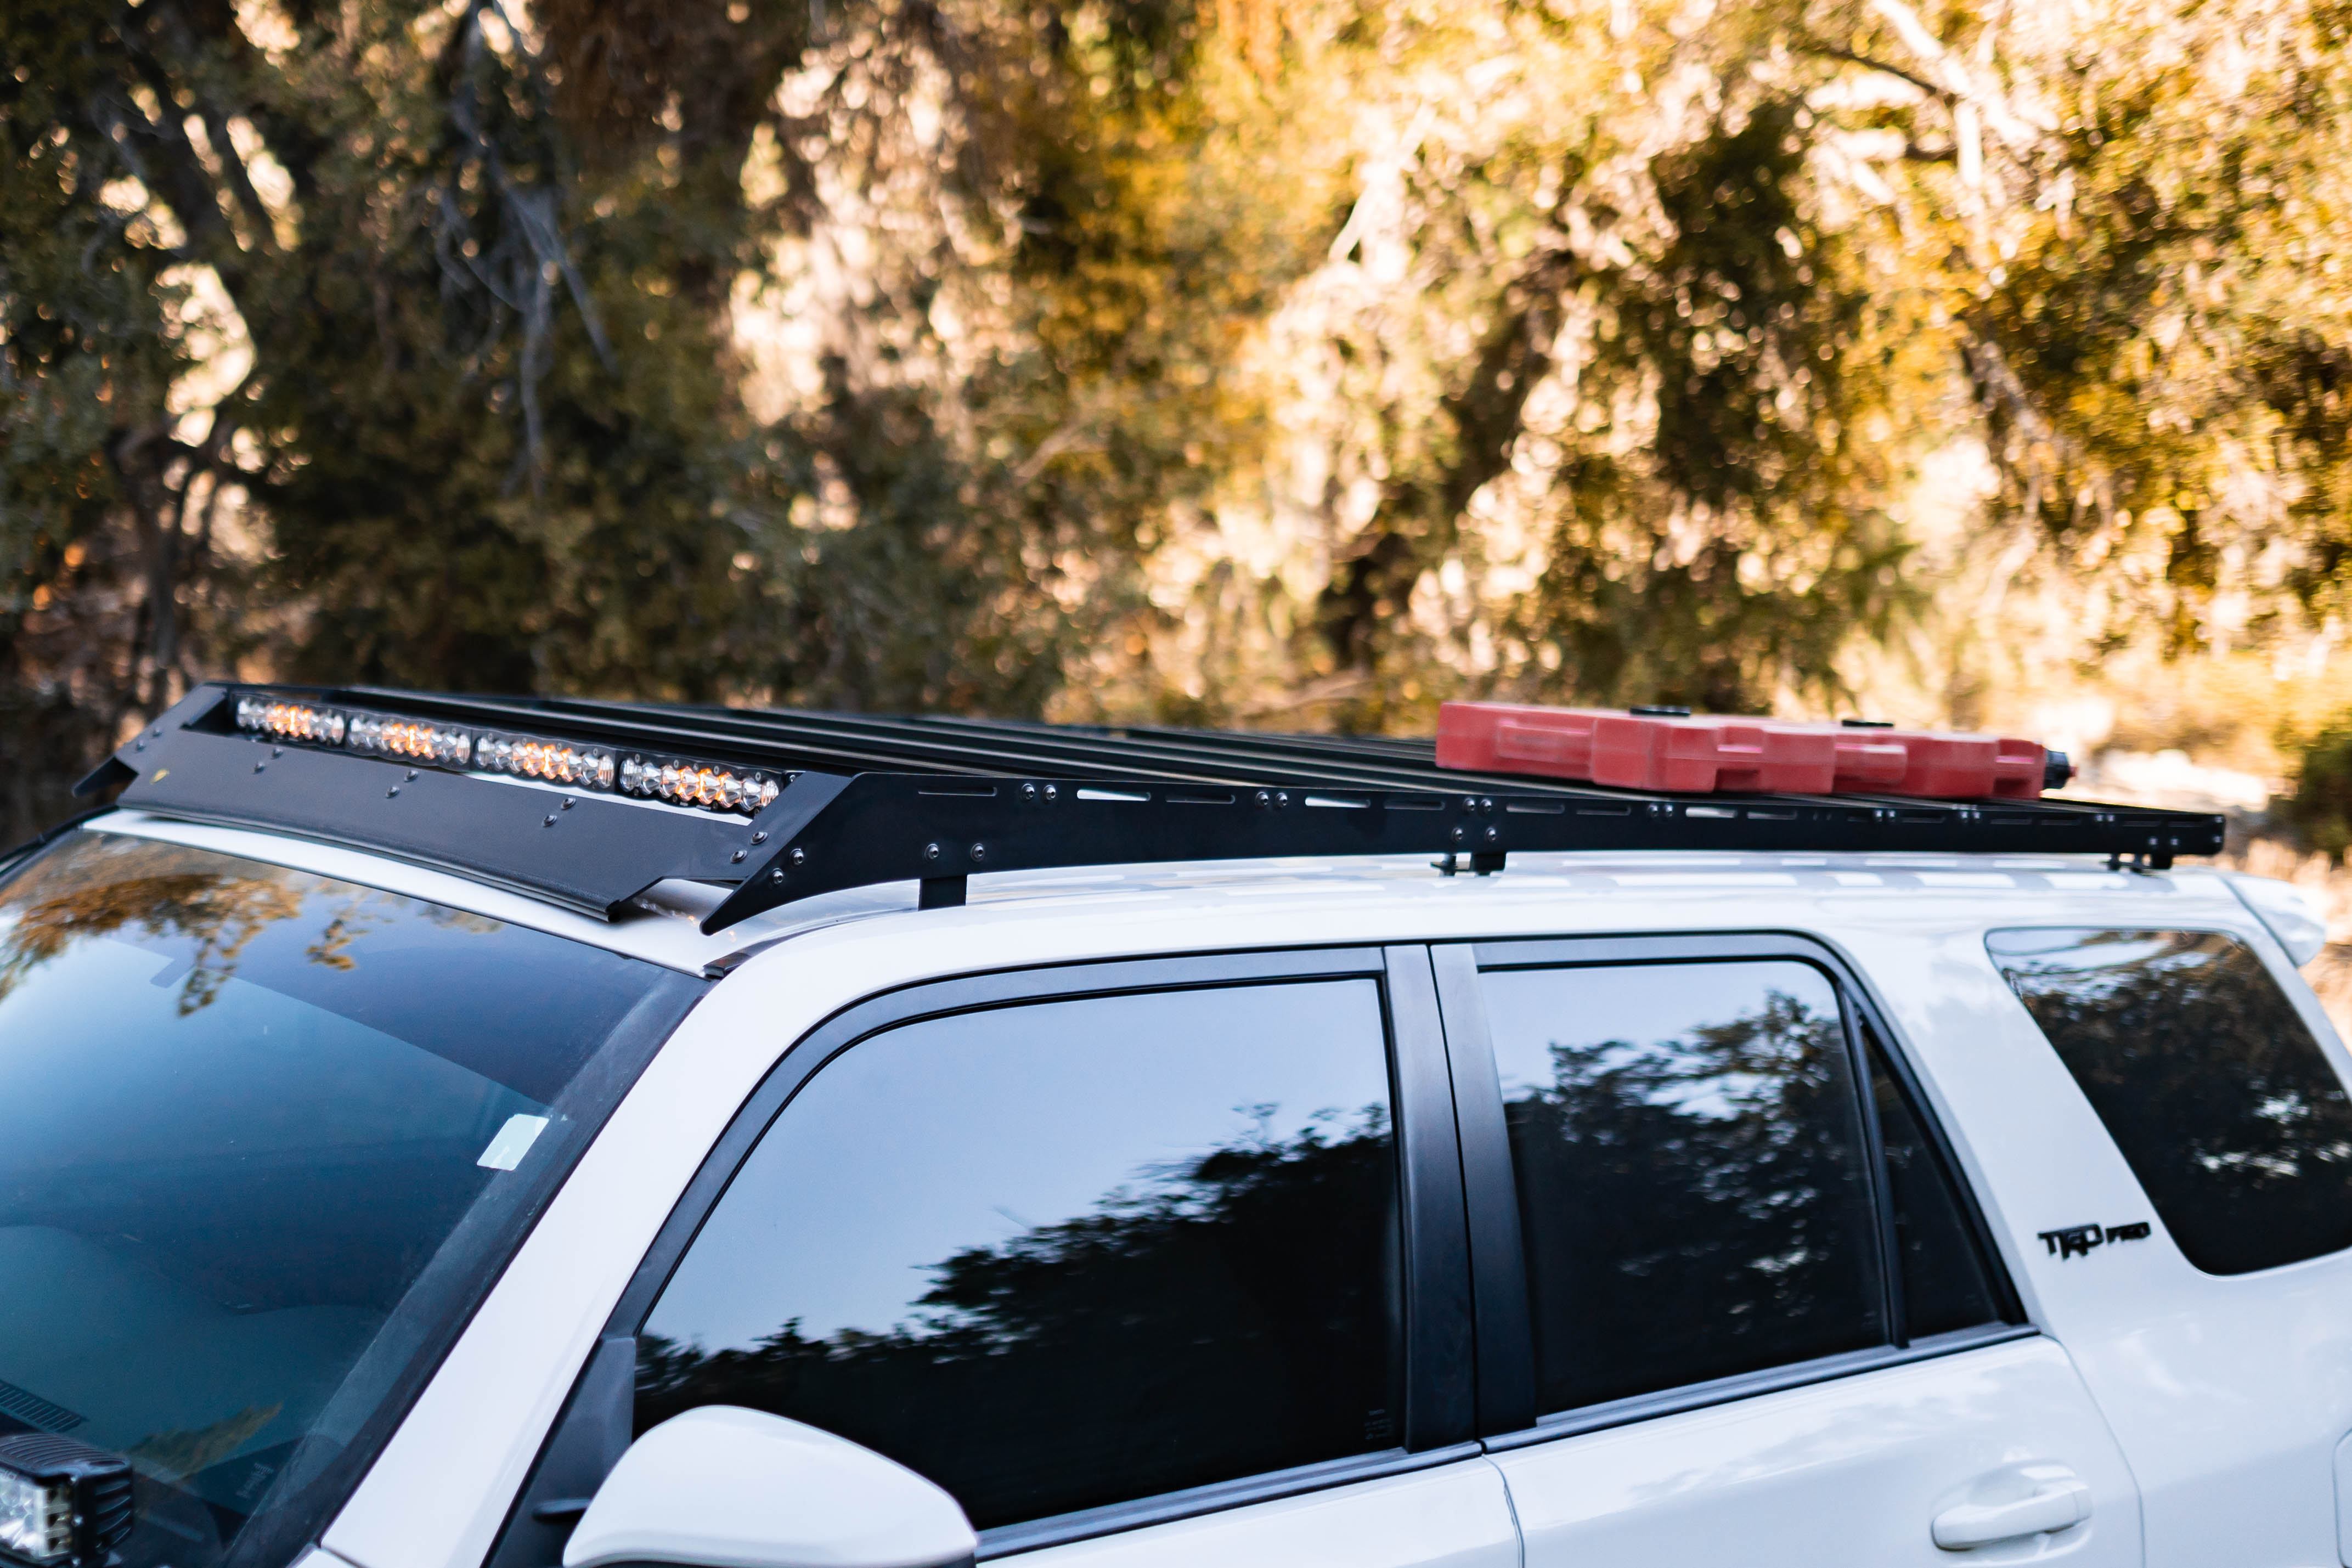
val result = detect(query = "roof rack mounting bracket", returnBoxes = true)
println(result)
[918,876,968,910]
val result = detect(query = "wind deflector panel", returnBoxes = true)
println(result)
[82,683,2226,935]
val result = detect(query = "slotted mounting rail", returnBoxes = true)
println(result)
[75,683,2226,934]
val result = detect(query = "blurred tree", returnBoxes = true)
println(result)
[7,0,2350,841]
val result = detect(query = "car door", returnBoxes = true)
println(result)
[1430,935,2144,1567]
[488,946,1518,1568]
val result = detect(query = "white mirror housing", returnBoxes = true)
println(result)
[561,1406,977,1568]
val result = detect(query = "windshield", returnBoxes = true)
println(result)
[0,830,700,1567]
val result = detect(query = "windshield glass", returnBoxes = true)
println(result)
[0,830,697,1567]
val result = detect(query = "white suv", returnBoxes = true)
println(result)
[2,684,2339,1568]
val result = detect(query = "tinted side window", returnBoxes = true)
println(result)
[636,980,1402,1530]
[1864,1024,2004,1337]
[1481,960,1884,1412]
[1989,928,2352,1275]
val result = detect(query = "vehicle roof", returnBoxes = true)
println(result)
[88,809,2266,978]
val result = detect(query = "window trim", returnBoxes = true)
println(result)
[1437,929,2023,1444]
[488,943,1477,1566]
[1477,1323,2040,1454]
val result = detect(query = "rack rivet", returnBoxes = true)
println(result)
[1274,790,1290,808]
[970,842,987,862]
[752,831,769,845]
[561,798,574,810]
[386,787,398,798]
[405,770,418,781]
[1043,783,1059,802]
[255,762,267,773]
[1480,796,1493,813]
[272,747,284,758]
[544,814,557,827]
[1484,826,1500,843]
[731,849,747,864]
[1022,782,1038,802]
[924,842,942,861]
[770,868,786,884]
[1451,825,1466,843]
[789,847,806,866]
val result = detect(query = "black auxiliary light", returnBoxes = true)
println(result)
[0,1433,134,1567]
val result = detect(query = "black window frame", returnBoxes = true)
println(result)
[487,943,1479,1568]
[1431,931,2028,1453]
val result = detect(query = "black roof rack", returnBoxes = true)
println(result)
[75,682,2226,934]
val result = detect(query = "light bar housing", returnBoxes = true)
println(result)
[0,1434,133,1567]
[234,695,781,817]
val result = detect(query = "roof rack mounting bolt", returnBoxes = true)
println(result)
[788,847,805,866]
[969,843,988,863]
[923,842,942,861]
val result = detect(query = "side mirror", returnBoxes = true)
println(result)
[561,1406,977,1568]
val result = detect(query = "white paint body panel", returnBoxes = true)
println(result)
[1496,1336,2139,1566]
[75,811,2338,1568]
[1847,911,2352,1567]
[1000,1459,1517,1568]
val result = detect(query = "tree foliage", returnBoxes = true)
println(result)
[7,0,2351,837]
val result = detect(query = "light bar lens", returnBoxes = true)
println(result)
[236,696,347,746]
[474,732,616,790]
[618,755,782,813]
[231,695,781,817]
[350,713,475,766]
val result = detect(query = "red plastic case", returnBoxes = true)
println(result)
[1435,703,2047,800]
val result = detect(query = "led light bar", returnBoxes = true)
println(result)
[236,695,348,746]
[232,694,782,817]
[0,1434,134,1567]
[618,755,782,814]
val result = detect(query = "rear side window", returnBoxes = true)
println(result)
[1989,928,2352,1275]
[635,980,1402,1530]
[1480,960,1886,1412]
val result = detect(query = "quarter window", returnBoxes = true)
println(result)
[1479,959,1886,1413]
[1864,1025,2004,1337]
[1989,928,2352,1275]
[636,979,1403,1530]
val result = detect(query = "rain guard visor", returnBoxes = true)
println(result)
[0,831,700,1567]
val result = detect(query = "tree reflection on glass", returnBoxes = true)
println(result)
[638,1106,1399,1531]
[1485,961,1881,1412]
[0,832,488,1016]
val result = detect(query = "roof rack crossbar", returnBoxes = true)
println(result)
[78,683,2229,936]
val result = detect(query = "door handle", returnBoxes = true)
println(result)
[1931,1463,2091,1550]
